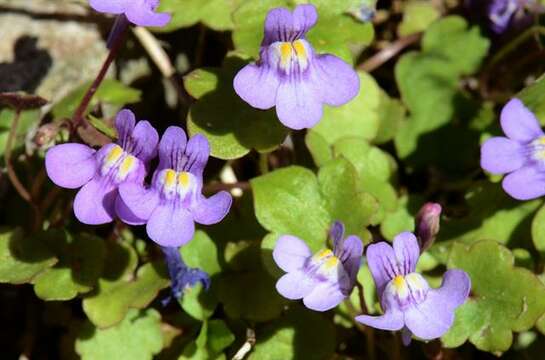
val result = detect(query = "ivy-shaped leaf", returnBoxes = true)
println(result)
[83,241,169,328]
[185,56,288,160]
[0,227,57,284]
[76,308,164,360]
[32,231,105,301]
[157,0,238,32]
[180,319,235,359]
[442,240,545,353]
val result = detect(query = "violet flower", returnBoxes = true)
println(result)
[233,4,360,130]
[273,221,363,311]
[45,109,158,225]
[89,0,171,27]
[355,232,470,344]
[161,246,210,305]
[466,0,540,34]
[118,127,232,247]
[481,98,545,200]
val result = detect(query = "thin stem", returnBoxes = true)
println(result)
[355,280,369,314]
[487,26,545,70]
[259,153,269,175]
[4,110,31,203]
[358,32,422,73]
[71,17,129,134]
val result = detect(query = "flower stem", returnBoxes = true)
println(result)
[71,16,129,135]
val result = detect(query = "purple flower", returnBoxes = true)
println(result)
[45,109,159,225]
[89,0,171,27]
[415,202,442,252]
[161,246,210,305]
[480,98,545,200]
[233,4,360,130]
[466,0,540,34]
[118,127,232,247]
[272,221,363,311]
[355,232,470,344]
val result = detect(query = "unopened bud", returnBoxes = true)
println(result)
[415,203,442,252]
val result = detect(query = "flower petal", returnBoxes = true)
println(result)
[146,202,195,247]
[263,4,317,45]
[125,3,171,27]
[433,269,471,310]
[330,221,345,251]
[275,269,316,300]
[276,77,323,129]
[500,98,543,142]
[129,120,159,163]
[118,182,160,220]
[89,0,128,14]
[192,191,232,225]
[73,177,117,225]
[502,165,545,200]
[311,54,360,106]
[115,196,145,225]
[336,235,363,290]
[273,235,312,272]
[233,63,279,110]
[45,143,97,189]
[393,232,420,275]
[303,282,346,311]
[355,310,404,331]
[115,109,136,148]
[158,126,187,171]
[403,292,455,340]
[366,241,399,297]
[183,134,210,178]
[481,136,526,174]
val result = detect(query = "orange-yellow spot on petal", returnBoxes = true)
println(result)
[105,144,124,165]
[119,155,136,177]
[178,171,191,188]
[293,40,306,60]
[164,169,177,187]
[324,256,339,269]
[393,275,405,290]
[317,249,333,259]
[280,42,292,64]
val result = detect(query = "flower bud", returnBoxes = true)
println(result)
[415,203,442,252]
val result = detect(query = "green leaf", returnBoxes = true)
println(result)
[218,269,286,322]
[333,137,398,222]
[398,1,440,36]
[248,307,335,360]
[185,56,288,159]
[442,241,545,353]
[380,195,416,241]
[179,231,221,320]
[317,157,378,238]
[0,228,57,284]
[421,16,490,75]
[518,73,545,123]
[31,231,105,301]
[180,319,235,359]
[532,203,545,254]
[305,130,333,167]
[373,91,406,144]
[83,241,168,328]
[310,72,381,145]
[76,308,163,360]
[0,109,40,158]
[433,183,541,264]
[157,0,238,32]
[251,166,330,252]
[52,79,141,120]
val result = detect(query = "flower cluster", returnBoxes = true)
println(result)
[46,109,232,299]
[273,219,471,343]
[481,98,545,200]
[234,4,360,130]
